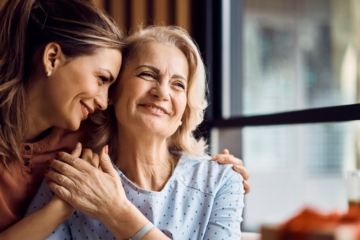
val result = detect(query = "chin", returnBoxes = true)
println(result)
[65,120,82,132]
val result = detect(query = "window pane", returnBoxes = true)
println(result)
[214,121,358,232]
[228,0,360,117]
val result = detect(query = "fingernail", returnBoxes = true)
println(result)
[76,142,82,148]
[56,152,63,157]
[47,159,52,165]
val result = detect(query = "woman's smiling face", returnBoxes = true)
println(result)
[112,42,189,138]
[43,47,122,131]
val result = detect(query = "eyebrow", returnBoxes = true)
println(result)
[135,65,187,81]
[100,68,115,82]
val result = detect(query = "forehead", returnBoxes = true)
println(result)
[129,42,188,72]
[71,48,122,76]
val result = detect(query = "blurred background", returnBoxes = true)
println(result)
[3,0,360,234]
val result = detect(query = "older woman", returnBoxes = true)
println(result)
[27,26,244,240]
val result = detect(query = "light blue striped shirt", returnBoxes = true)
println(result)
[26,153,244,240]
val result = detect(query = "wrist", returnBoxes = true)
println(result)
[100,200,149,238]
[48,195,75,219]
[129,222,154,240]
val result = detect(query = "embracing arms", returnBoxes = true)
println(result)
[0,145,83,240]
[43,145,249,239]
[5,144,248,239]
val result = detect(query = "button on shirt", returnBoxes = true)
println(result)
[26,153,244,240]
[0,127,84,232]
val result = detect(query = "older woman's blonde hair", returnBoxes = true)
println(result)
[88,25,209,159]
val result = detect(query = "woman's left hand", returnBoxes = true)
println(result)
[211,149,250,194]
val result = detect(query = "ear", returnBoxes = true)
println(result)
[42,42,65,76]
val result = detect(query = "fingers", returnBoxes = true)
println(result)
[232,165,249,180]
[212,154,243,166]
[212,149,232,161]
[221,149,230,154]
[46,152,94,180]
[211,149,250,186]
[47,147,103,188]
[243,180,251,194]
[47,158,80,179]
[82,149,100,168]
[70,142,82,158]
[55,149,96,171]
[47,179,72,202]
[45,168,73,190]
[99,145,116,174]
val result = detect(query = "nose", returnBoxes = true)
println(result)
[94,88,109,110]
[151,82,170,101]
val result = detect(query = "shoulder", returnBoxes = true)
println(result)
[175,153,243,195]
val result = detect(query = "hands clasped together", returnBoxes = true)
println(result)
[45,143,128,223]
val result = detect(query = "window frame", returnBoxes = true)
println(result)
[191,0,360,137]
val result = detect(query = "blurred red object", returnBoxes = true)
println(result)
[261,205,360,240]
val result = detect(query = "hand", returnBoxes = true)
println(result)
[47,142,84,216]
[211,149,250,194]
[44,144,129,222]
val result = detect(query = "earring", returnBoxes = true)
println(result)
[179,121,182,126]
[46,71,52,77]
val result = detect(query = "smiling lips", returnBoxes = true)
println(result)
[141,104,169,115]
[80,102,91,119]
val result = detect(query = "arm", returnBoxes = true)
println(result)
[45,145,170,240]
[212,149,251,194]
[204,171,244,240]
[0,196,73,240]
[0,143,83,240]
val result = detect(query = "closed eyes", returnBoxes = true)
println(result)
[139,72,156,79]
[99,76,110,82]
[174,81,186,90]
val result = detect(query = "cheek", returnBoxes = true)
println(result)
[85,82,102,95]
[99,85,110,99]
[176,95,187,117]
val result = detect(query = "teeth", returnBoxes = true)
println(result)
[82,103,89,115]
[148,105,165,114]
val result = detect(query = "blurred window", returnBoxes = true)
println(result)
[212,0,360,232]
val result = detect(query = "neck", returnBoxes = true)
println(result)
[25,79,53,142]
[115,127,176,191]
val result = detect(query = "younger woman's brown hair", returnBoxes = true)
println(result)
[0,0,124,167]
